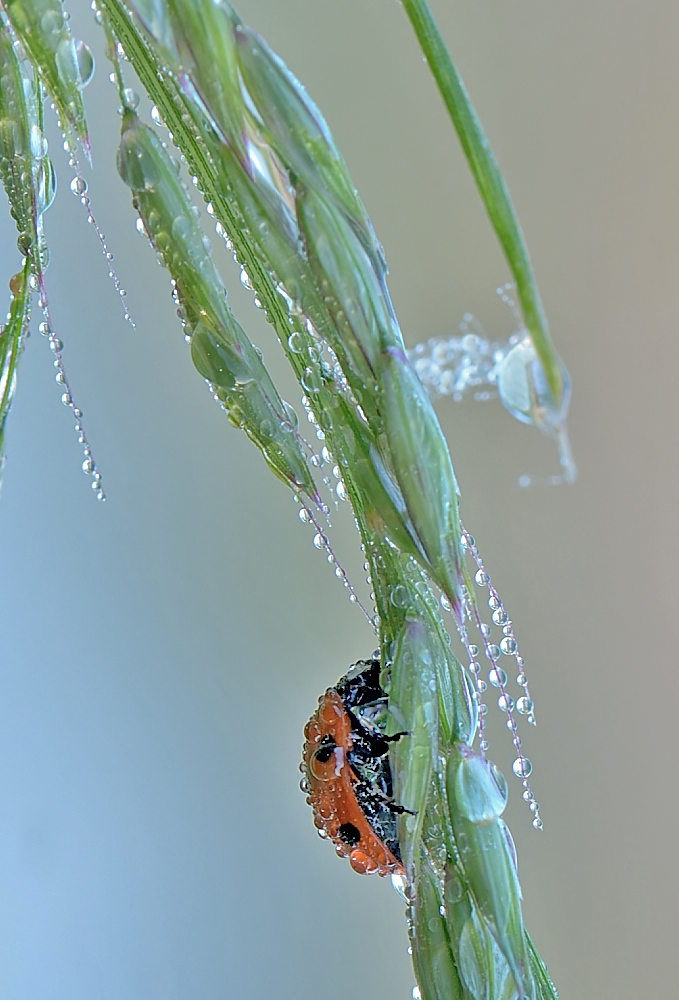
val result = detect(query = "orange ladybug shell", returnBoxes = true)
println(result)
[303,689,404,877]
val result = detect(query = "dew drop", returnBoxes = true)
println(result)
[516,697,533,715]
[122,88,140,111]
[29,124,48,159]
[301,366,321,394]
[485,644,501,660]
[74,39,95,87]
[287,331,304,354]
[512,757,532,778]
[475,569,489,586]
[389,584,409,609]
[488,667,507,688]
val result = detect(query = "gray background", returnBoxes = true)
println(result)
[1,1,677,997]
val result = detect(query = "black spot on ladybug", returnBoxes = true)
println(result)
[338,822,361,847]
[313,733,336,763]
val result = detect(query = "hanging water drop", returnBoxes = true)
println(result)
[512,757,532,778]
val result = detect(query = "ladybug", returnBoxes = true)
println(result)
[301,656,408,876]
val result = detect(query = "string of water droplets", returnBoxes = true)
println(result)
[442,530,542,828]
[35,272,106,501]
[295,494,373,625]
[68,167,134,327]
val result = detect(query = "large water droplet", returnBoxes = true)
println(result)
[29,125,48,159]
[287,331,304,354]
[512,757,532,778]
[74,40,95,87]
[117,126,161,192]
[122,88,140,111]
[389,584,409,609]
[301,366,321,394]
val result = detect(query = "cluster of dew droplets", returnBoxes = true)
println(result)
[442,530,541,829]
[35,274,106,501]
[408,283,523,401]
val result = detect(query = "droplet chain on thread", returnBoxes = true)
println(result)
[67,161,134,327]
[463,528,535,723]
[36,273,106,501]
[460,529,542,829]
[295,496,372,626]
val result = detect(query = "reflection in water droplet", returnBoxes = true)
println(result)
[512,757,532,778]
[122,88,140,111]
[287,331,303,354]
[301,366,321,394]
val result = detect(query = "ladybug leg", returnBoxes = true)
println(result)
[360,783,417,817]
[383,731,409,743]
[386,800,417,816]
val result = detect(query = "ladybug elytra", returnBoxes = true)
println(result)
[302,657,408,876]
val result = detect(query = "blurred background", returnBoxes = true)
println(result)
[1,1,677,997]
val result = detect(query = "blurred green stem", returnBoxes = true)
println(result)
[401,0,563,406]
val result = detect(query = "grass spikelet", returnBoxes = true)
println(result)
[3,0,93,158]
[116,110,319,498]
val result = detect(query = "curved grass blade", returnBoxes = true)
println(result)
[400,0,563,410]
